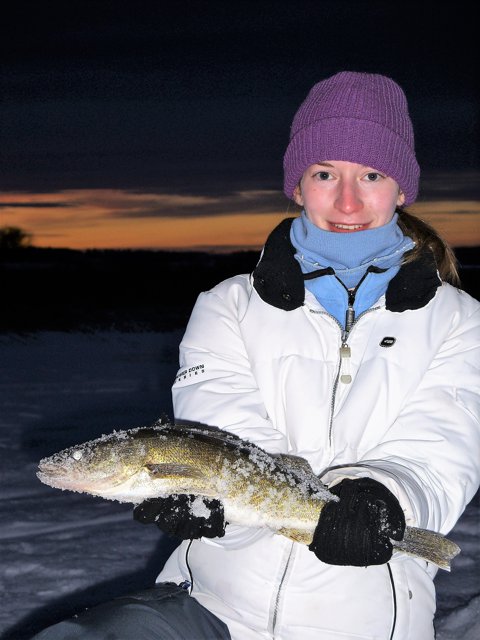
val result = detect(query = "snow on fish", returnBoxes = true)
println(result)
[36,422,460,570]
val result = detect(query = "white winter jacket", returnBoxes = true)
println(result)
[158,219,480,640]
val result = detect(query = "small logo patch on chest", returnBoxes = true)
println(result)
[380,336,396,347]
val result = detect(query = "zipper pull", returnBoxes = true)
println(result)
[339,343,352,384]
[339,296,355,383]
[345,306,355,333]
[345,291,356,333]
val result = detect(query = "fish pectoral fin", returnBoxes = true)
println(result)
[145,463,206,479]
[278,527,314,546]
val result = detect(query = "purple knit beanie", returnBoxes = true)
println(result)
[283,71,420,206]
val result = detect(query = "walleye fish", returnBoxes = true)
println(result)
[37,422,460,570]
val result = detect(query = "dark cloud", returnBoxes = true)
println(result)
[418,172,480,201]
[0,202,71,208]
[106,190,291,219]
[1,1,478,195]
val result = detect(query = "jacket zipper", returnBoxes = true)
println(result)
[309,273,382,445]
[324,272,365,444]
[270,542,294,636]
[335,274,366,387]
[328,305,381,443]
[270,271,383,636]
[387,563,397,639]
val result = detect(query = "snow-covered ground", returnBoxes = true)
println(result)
[0,331,478,639]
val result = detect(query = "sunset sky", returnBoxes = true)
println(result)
[1,186,479,251]
[1,1,478,252]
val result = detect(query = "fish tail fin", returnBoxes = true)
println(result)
[392,526,460,571]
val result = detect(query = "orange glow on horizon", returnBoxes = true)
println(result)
[0,189,479,251]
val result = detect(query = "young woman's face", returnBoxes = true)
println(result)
[293,160,405,232]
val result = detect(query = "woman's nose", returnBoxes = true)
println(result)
[334,181,363,214]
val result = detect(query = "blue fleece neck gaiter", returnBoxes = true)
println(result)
[290,211,415,327]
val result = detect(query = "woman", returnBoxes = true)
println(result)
[34,72,480,640]
[145,71,480,639]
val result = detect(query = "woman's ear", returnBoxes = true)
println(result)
[293,184,304,206]
[397,190,405,207]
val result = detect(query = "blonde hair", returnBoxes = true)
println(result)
[397,209,460,286]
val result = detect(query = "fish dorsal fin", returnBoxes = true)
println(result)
[171,423,244,445]
[145,463,206,479]
[147,422,265,461]
[167,423,266,458]
[272,453,331,497]
[273,453,315,475]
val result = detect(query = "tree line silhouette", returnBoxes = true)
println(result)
[1,227,478,333]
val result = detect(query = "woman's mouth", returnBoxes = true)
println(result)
[329,223,367,233]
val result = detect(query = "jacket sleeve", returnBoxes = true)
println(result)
[322,300,480,537]
[171,276,287,549]
[172,275,288,453]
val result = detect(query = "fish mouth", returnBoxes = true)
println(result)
[37,461,69,482]
[36,459,138,492]
[37,468,80,491]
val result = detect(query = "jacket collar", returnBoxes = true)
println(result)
[252,217,442,312]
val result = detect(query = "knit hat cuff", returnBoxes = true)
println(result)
[283,117,420,206]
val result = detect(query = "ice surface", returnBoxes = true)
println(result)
[0,331,478,639]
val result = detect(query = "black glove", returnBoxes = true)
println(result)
[309,478,406,566]
[133,494,226,540]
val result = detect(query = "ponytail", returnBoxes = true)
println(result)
[397,209,460,286]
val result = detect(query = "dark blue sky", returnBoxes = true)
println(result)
[1,0,478,198]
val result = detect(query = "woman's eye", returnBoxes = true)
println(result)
[315,171,331,180]
[365,172,382,181]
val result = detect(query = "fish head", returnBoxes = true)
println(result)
[36,425,214,502]
[37,429,150,495]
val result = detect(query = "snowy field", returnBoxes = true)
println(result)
[0,330,478,639]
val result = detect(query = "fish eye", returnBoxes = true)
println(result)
[71,450,83,461]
